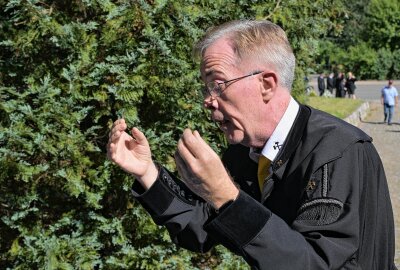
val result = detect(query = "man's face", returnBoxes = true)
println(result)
[200,38,267,147]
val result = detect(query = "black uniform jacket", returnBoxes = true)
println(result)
[132,104,397,270]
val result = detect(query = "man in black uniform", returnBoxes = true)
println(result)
[327,72,335,94]
[107,20,397,269]
[318,73,326,96]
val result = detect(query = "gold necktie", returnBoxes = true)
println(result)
[257,155,271,192]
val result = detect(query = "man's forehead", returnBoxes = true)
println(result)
[200,52,238,78]
[201,38,235,61]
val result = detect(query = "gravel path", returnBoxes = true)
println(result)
[356,100,400,267]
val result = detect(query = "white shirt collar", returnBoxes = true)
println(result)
[250,97,299,162]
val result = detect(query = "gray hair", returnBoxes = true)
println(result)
[194,20,296,90]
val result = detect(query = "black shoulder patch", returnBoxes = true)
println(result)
[296,198,343,226]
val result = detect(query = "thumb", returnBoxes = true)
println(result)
[131,127,148,145]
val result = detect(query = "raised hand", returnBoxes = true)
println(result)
[107,119,158,189]
[175,129,239,209]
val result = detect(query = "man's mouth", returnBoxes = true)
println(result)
[212,111,230,129]
[215,119,229,130]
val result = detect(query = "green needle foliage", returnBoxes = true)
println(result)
[0,1,348,269]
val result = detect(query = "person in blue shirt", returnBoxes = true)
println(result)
[381,80,398,125]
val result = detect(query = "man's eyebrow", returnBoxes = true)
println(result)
[204,69,214,77]
[205,69,226,81]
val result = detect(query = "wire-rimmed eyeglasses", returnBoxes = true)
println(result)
[202,70,263,98]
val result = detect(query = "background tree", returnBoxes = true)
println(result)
[316,0,400,79]
[1,1,348,269]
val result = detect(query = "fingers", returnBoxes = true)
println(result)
[177,129,199,164]
[178,129,212,160]
[108,119,127,144]
[192,130,210,149]
[107,119,131,162]
[174,151,202,185]
[112,118,126,130]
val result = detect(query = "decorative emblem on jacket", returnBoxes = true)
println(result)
[273,142,283,150]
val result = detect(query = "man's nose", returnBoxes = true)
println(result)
[203,95,218,110]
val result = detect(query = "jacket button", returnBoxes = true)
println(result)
[276,160,283,166]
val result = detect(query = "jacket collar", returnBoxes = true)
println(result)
[271,104,310,180]
[261,97,299,162]
[271,104,372,181]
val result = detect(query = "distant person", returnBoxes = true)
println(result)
[327,72,335,93]
[335,72,345,98]
[345,72,357,99]
[381,80,398,125]
[317,73,325,96]
[304,76,311,94]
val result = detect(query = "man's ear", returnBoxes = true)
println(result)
[261,71,278,102]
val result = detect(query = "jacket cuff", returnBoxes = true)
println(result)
[131,166,197,217]
[131,167,175,217]
[204,190,272,253]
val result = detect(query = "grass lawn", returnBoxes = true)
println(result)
[304,96,364,119]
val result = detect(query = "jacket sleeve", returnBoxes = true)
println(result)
[131,142,394,269]
[204,142,393,269]
[131,165,218,253]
